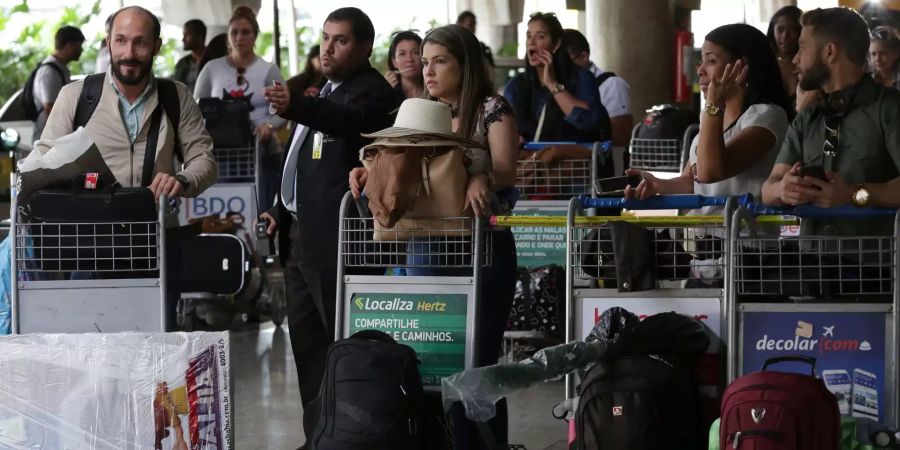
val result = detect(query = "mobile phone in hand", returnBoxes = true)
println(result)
[797,164,828,182]
[595,174,642,194]
[255,219,271,257]
[267,81,281,115]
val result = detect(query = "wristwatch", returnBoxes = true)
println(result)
[551,83,566,95]
[704,103,723,116]
[174,173,190,190]
[851,185,870,207]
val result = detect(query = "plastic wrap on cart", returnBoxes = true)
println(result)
[0,332,232,450]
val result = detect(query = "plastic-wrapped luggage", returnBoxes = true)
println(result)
[506,265,565,337]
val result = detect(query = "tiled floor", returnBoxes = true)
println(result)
[231,322,567,450]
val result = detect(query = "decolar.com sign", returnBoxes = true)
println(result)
[742,311,886,419]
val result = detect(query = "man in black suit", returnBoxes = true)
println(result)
[260,6,399,443]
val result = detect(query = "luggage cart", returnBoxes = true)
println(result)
[727,204,900,427]
[335,191,491,391]
[628,123,699,174]
[10,193,168,333]
[563,194,742,424]
[514,141,610,269]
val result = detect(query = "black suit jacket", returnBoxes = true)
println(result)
[269,64,399,271]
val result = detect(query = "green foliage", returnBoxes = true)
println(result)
[0,0,103,107]
[497,42,518,58]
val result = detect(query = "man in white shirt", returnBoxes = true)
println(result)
[32,26,85,142]
[563,28,633,147]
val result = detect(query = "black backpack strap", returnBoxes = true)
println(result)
[142,104,164,187]
[156,79,183,161]
[595,71,617,88]
[73,73,106,130]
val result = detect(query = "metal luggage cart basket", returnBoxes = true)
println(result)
[341,215,492,269]
[628,123,698,173]
[563,194,742,410]
[214,138,260,183]
[516,141,608,200]
[10,194,168,334]
[726,204,900,427]
[335,192,491,391]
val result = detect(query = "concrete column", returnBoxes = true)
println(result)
[585,0,675,116]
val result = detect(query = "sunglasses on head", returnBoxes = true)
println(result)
[870,26,898,42]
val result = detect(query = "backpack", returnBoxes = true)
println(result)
[635,104,699,141]
[719,356,839,450]
[311,329,425,450]
[73,73,183,162]
[594,71,617,89]
[22,61,65,121]
[573,354,705,450]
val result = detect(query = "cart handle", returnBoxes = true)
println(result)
[579,194,748,210]
[745,203,897,218]
[522,141,612,152]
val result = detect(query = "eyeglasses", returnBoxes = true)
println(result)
[236,66,247,86]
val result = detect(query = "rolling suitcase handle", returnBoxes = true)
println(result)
[761,355,817,376]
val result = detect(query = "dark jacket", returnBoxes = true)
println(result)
[269,64,399,270]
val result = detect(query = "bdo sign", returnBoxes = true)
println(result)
[181,184,258,236]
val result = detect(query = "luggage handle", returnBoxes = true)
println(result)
[761,355,816,375]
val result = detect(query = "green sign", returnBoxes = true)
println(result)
[349,292,468,387]
[512,208,567,268]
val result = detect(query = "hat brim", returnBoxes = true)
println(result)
[361,137,481,152]
[360,127,481,146]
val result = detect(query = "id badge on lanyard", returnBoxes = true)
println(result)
[312,132,324,160]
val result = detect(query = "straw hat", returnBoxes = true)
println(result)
[361,98,481,149]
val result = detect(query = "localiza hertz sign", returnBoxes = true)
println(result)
[349,293,467,386]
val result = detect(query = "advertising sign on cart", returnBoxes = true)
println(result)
[180,183,258,237]
[348,292,468,387]
[741,311,887,420]
[578,296,722,342]
[511,207,567,268]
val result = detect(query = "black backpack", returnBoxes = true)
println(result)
[22,61,65,121]
[573,355,704,450]
[635,104,698,141]
[311,330,425,450]
[73,73,183,162]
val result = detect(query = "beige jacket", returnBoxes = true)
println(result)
[38,74,217,197]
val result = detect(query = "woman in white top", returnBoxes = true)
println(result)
[626,23,791,213]
[193,6,285,208]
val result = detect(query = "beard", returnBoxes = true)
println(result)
[112,57,153,86]
[798,59,830,91]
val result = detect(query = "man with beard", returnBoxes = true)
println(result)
[259,7,398,445]
[39,6,217,328]
[762,7,900,222]
[172,19,206,92]
[31,26,85,143]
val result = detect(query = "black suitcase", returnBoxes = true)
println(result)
[23,187,158,272]
[178,233,248,295]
